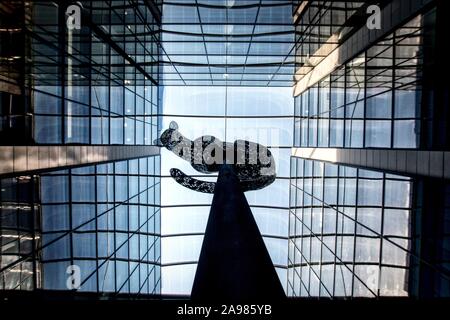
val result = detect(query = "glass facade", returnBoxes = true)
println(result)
[294,12,428,149]
[288,158,411,297]
[289,1,450,298]
[160,1,295,86]
[1,1,160,146]
[40,158,161,293]
[1,157,161,293]
[294,2,364,67]
[0,175,40,290]
[1,0,162,294]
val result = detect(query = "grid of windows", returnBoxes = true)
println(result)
[161,0,295,86]
[0,176,40,290]
[39,157,161,294]
[294,1,364,68]
[33,1,160,145]
[0,1,161,145]
[288,157,412,297]
[1,0,163,294]
[294,12,428,149]
[0,156,161,293]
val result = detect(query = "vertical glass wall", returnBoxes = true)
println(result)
[0,176,40,290]
[34,1,159,145]
[40,157,161,294]
[0,0,162,294]
[1,156,161,293]
[288,158,412,297]
[294,2,365,68]
[0,1,160,146]
[294,12,428,150]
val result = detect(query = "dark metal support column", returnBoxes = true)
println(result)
[191,165,285,301]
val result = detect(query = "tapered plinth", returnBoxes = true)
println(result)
[191,165,285,301]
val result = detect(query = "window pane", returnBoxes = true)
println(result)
[393,120,419,148]
[365,120,391,148]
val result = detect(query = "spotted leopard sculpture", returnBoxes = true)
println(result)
[156,122,276,193]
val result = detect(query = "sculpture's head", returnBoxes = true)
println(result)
[158,121,184,151]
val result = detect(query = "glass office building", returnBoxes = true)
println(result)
[0,0,162,294]
[1,0,449,299]
[289,0,450,298]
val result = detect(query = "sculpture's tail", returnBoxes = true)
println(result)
[170,168,216,194]
[170,167,276,193]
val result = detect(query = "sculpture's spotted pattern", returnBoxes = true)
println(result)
[157,122,276,193]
